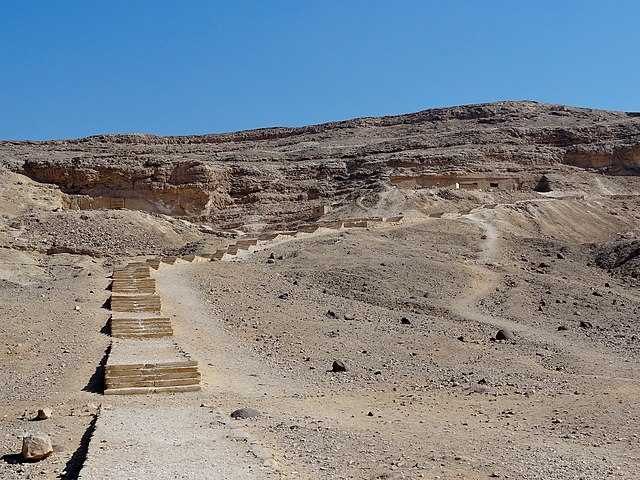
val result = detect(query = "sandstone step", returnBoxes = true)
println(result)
[102,384,201,395]
[343,219,368,227]
[298,224,320,233]
[105,366,199,379]
[105,374,201,389]
[161,256,178,264]
[316,221,344,229]
[104,339,200,396]
[146,258,161,269]
[111,278,156,294]
[258,233,278,241]
[110,294,161,313]
[211,249,227,260]
[236,239,258,250]
[110,332,173,339]
[112,265,151,280]
[276,231,297,238]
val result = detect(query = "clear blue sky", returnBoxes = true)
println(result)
[1,1,639,140]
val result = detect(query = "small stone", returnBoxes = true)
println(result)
[556,252,565,259]
[278,292,289,300]
[457,336,465,342]
[400,317,411,325]
[266,258,275,264]
[326,310,338,319]
[36,408,52,420]
[21,433,53,461]
[331,360,347,372]
[74,305,80,311]
[495,329,514,341]
[230,407,260,420]
[579,321,593,329]
[557,325,568,331]
[367,411,374,417]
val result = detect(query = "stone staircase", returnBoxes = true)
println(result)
[100,215,403,396]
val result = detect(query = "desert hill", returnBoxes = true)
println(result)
[0,101,639,479]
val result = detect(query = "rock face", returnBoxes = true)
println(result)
[21,433,53,461]
[1,101,639,224]
[596,237,640,279]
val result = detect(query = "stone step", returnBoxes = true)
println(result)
[110,317,171,326]
[102,384,201,395]
[110,332,173,339]
[343,219,368,228]
[106,363,199,376]
[111,278,156,294]
[316,221,344,229]
[146,258,162,270]
[105,363,200,393]
[110,294,161,313]
[106,373,201,390]
[236,239,258,250]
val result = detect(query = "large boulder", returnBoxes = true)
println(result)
[21,433,53,461]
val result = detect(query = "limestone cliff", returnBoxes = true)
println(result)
[1,101,639,221]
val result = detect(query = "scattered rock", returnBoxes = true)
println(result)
[326,310,338,319]
[21,433,53,461]
[35,408,52,420]
[230,407,260,420]
[331,360,347,372]
[495,329,514,341]
[579,321,593,329]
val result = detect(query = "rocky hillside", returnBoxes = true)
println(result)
[1,101,639,222]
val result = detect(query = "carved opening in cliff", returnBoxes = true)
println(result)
[64,189,211,217]
[390,174,522,191]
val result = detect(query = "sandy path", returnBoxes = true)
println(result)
[78,406,277,480]
[452,209,640,381]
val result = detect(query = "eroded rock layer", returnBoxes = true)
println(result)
[1,101,639,222]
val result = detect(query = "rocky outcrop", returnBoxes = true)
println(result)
[1,101,639,221]
[564,144,640,174]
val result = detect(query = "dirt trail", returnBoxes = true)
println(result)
[451,209,639,381]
